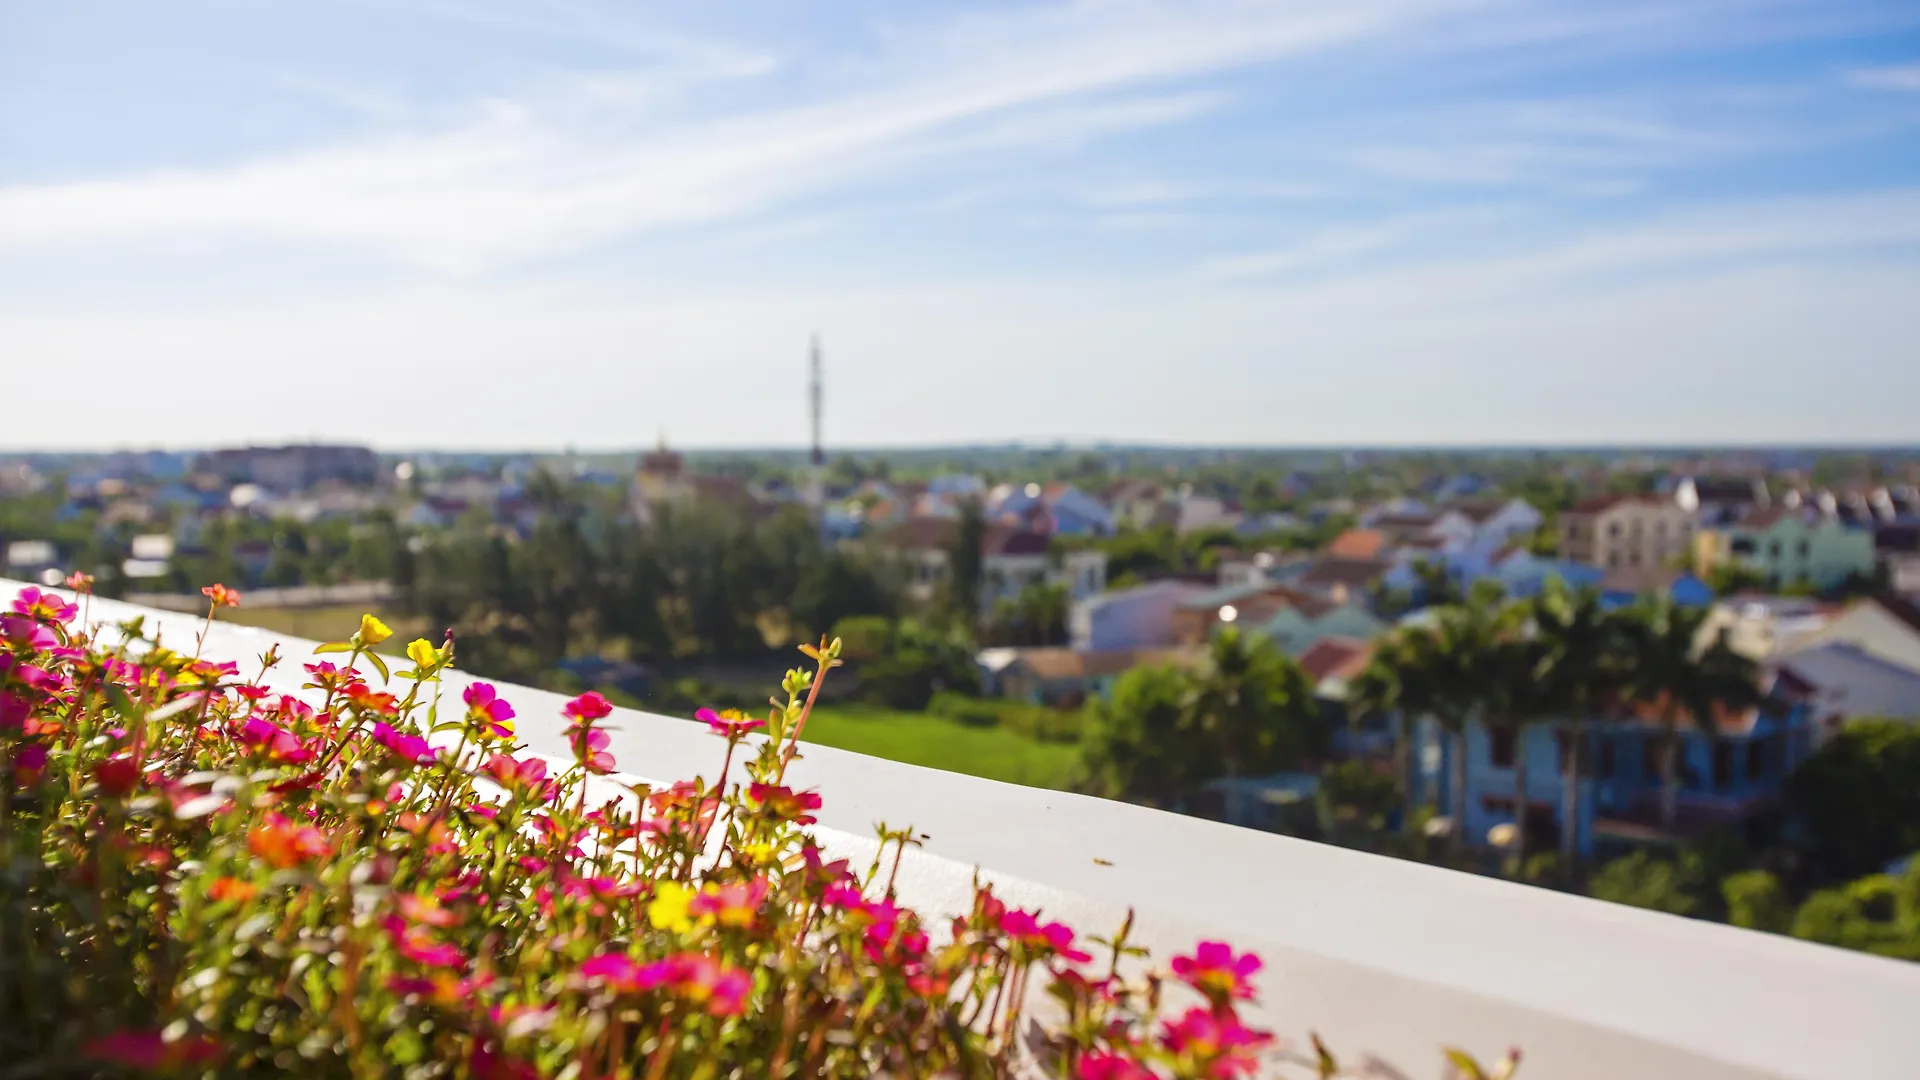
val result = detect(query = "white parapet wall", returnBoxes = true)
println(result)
[9,580,1920,1079]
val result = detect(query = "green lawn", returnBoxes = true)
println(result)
[795,704,1081,791]
[217,604,427,657]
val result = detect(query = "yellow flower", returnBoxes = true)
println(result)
[406,638,439,670]
[358,614,393,645]
[648,881,694,933]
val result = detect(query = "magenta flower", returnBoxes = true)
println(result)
[463,682,516,739]
[385,915,465,969]
[562,690,612,725]
[697,707,766,738]
[10,586,77,624]
[1002,909,1092,964]
[569,726,615,774]
[1,614,56,652]
[1078,1052,1157,1080]
[371,722,435,766]
[0,692,29,731]
[85,1030,220,1070]
[235,717,314,764]
[1170,941,1262,1004]
[587,952,751,1016]
[746,783,822,825]
[1159,1007,1272,1077]
[14,742,48,785]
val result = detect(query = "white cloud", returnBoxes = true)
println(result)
[1845,63,1920,91]
[0,0,1453,273]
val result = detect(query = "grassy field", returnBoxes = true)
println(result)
[795,703,1081,791]
[217,604,428,657]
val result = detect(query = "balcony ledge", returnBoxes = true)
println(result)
[11,580,1920,1080]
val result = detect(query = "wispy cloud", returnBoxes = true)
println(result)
[1846,63,1920,91]
[0,0,1447,272]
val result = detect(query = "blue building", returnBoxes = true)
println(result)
[1408,679,1817,859]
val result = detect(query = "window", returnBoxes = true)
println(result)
[1608,522,1623,537]
[1490,728,1516,768]
[1768,541,1782,559]
[1795,540,1809,559]
[1642,738,1660,778]
[1627,552,1641,567]
[1712,741,1735,787]
[1747,739,1766,781]
[1608,552,1621,567]
[1599,740,1617,779]
[1731,537,1756,556]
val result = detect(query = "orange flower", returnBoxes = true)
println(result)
[247,812,329,869]
[201,583,241,608]
[208,877,259,904]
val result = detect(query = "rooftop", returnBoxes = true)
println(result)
[21,578,1920,1080]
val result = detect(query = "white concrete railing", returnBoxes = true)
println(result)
[10,580,1920,1080]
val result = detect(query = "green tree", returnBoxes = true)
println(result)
[1722,869,1794,934]
[1785,720,1920,880]
[1789,866,1920,961]
[1617,596,1759,831]
[1529,579,1622,866]
[947,499,986,626]
[1078,663,1204,806]
[859,619,979,710]
[1588,850,1707,917]
[1184,628,1321,823]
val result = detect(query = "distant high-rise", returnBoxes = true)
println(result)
[807,336,825,510]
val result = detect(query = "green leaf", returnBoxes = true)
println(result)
[1444,1049,1489,1080]
[364,650,390,682]
[313,640,354,654]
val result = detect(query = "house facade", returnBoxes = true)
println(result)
[1559,495,1699,571]
[1695,511,1877,590]
[1069,579,1208,652]
[1409,692,1817,859]
[881,519,1108,610]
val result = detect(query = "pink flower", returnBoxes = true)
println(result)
[1001,909,1092,964]
[580,952,750,1015]
[746,783,822,825]
[0,692,30,731]
[201,583,241,608]
[85,1030,221,1070]
[570,726,615,774]
[1159,1008,1272,1077]
[10,586,77,624]
[697,706,765,738]
[385,914,465,969]
[482,752,556,801]
[397,893,459,928]
[235,716,313,764]
[64,571,94,593]
[1,614,57,652]
[463,682,516,739]
[1078,1051,1157,1080]
[1170,941,1262,1004]
[371,722,435,766]
[94,755,141,797]
[689,878,770,929]
[14,742,48,785]
[562,690,612,724]
[387,972,483,1006]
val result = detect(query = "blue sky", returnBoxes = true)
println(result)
[3,0,1918,450]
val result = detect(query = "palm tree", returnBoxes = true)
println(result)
[1185,628,1319,824]
[1529,579,1624,865]
[1619,596,1760,830]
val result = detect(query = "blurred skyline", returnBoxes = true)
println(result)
[3,0,1918,450]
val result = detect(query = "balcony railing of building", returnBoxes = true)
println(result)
[8,579,1919,1080]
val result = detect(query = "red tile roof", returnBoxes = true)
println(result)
[1297,636,1372,682]
[1326,529,1387,559]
